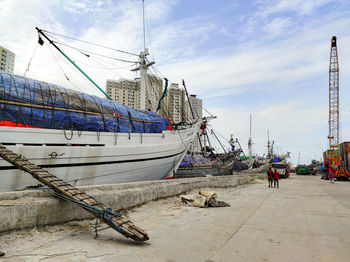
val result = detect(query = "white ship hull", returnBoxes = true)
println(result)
[0,124,199,192]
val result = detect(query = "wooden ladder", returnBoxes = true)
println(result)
[0,144,149,241]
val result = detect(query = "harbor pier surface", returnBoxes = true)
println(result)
[1,174,350,261]
[0,173,261,233]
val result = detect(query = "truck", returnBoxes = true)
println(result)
[271,162,290,178]
[295,165,316,175]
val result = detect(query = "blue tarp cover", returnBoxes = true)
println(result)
[272,157,282,162]
[180,155,212,166]
[0,73,167,133]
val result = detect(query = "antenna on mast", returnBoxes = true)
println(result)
[142,0,146,50]
[130,0,155,110]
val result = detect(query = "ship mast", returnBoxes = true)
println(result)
[131,0,155,110]
[142,0,146,50]
[248,114,253,156]
[267,129,270,158]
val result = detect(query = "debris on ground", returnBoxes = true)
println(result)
[180,191,230,208]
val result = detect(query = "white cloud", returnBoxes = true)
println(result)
[62,0,105,14]
[259,0,336,16]
[263,17,294,37]
[160,34,329,97]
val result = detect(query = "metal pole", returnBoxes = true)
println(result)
[267,129,270,158]
[211,129,227,153]
[248,114,253,156]
[236,138,246,157]
[182,79,195,120]
[183,79,203,153]
[203,129,207,157]
[139,51,147,110]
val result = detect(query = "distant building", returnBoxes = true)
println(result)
[186,94,202,121]
[0,45,15,73]
[186,94,203,153]
[106,74,163,112]
[166,83,186,124]
[106,78,141,109]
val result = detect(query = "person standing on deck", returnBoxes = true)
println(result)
[267,167,273,188]
[273,169,280,188]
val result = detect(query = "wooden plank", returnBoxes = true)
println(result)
[59,185,74,191]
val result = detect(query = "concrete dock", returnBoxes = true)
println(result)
[1,174,350,261]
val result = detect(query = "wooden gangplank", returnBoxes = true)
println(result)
[0,145,149,241]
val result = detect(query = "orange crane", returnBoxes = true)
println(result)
[327,36,349,179]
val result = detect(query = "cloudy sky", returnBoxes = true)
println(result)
[1,0,350,165]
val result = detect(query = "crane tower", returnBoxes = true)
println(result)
[328,36,340,162]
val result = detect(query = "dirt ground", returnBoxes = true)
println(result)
[1,175,350,262]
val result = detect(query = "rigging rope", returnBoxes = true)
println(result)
[44,37,106,97]
[47,43,70,82]
[68,59,134,70]
[46,42,96,99]
[52,40,138,64]
[43,30,139,56]
[23,42,39,77]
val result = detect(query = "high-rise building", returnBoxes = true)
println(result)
[186,94,202,121]
[186,94,203,153]
[0,46,15,73]
[106,74,163,112]
[166,83,185,124]
[106,78,141,109]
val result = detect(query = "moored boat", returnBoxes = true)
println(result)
[0,9,201,191]
[0,72,200,192]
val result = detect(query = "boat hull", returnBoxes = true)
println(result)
[0,125,198,192]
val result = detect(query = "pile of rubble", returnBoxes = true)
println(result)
[180,191,230,208]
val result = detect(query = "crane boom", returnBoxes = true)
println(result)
[328,36,340,162]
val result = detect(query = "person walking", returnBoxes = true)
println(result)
[329,165,336,183]
[267,167,273,188]
[273,169,280,188]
